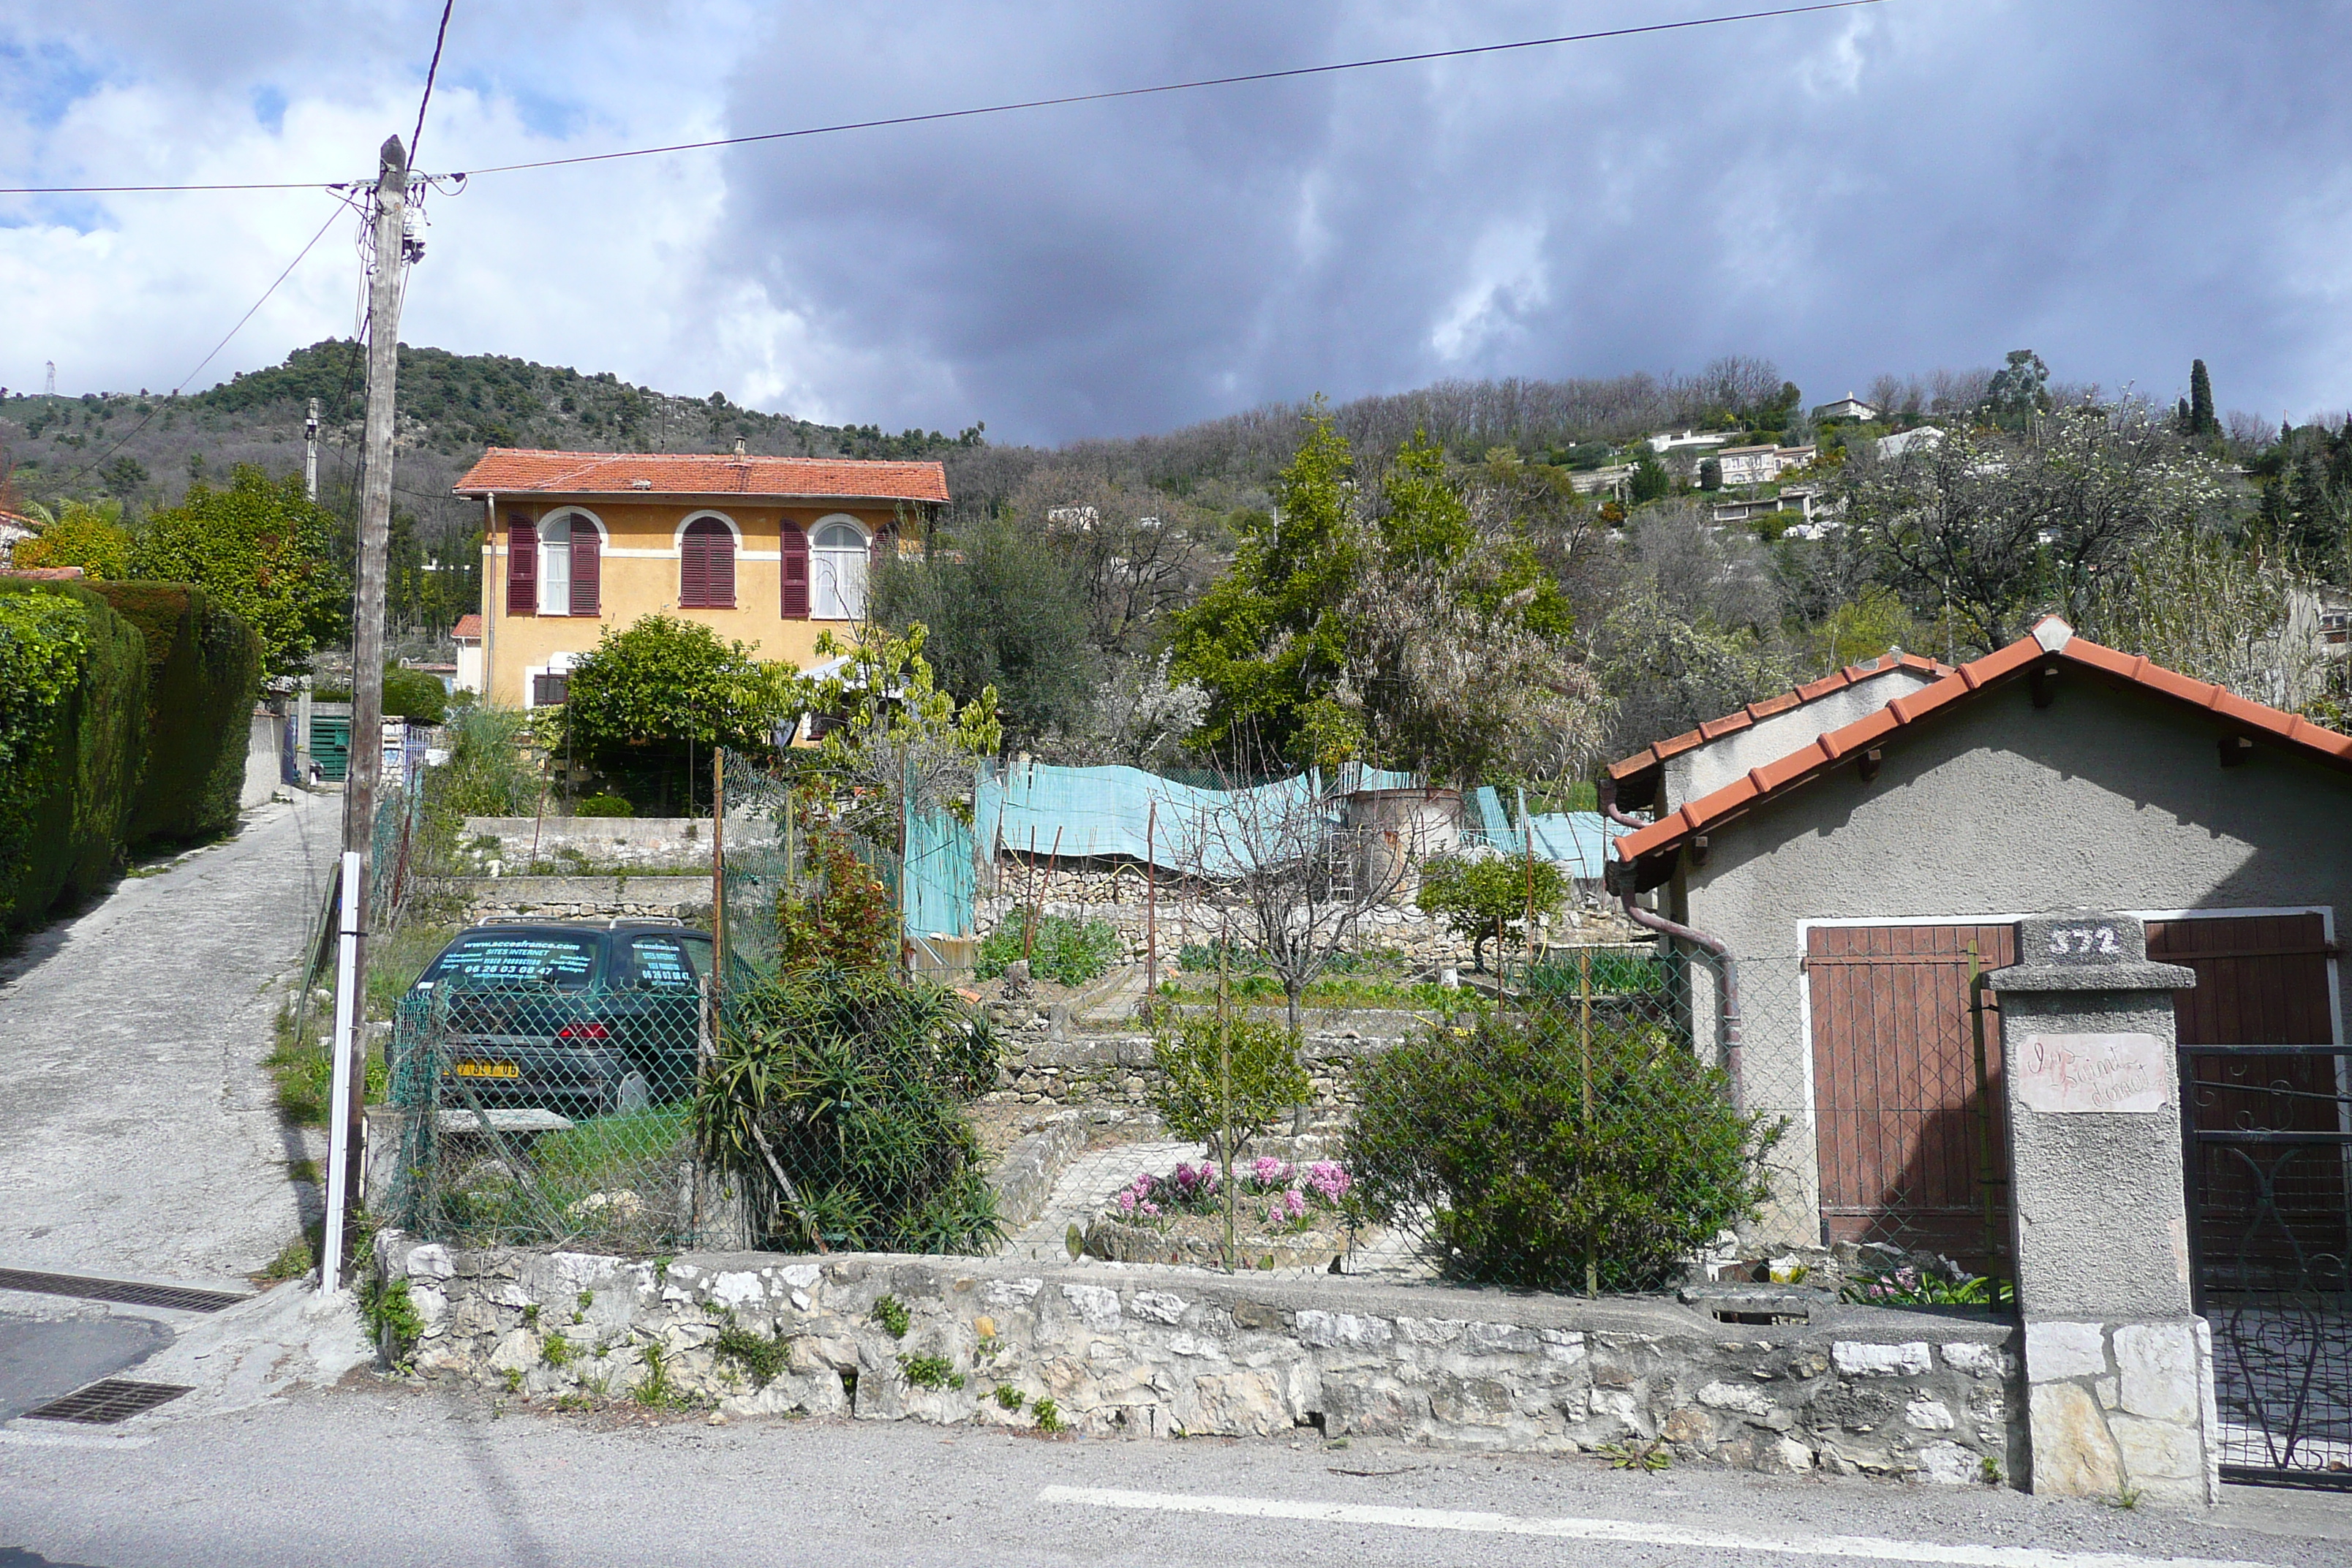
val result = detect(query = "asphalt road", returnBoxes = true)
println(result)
[0,793,337,1288]
[4,1382,2348,1568]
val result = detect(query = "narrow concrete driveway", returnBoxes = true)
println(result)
[0,793,339,1289]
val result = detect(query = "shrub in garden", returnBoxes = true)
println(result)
[777,802,897,973]
[424,707,542,817]
[573,792,634,818]
[1146,1012,1311,1150]
[1348,1008,1781,1291]
[380,664,449,725]
[976,908,1120,987]
[88,581,262,847]
[0,578,148,932]
[1417,850,1565,972]
[696,967,1001,1253]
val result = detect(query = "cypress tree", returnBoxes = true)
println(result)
[2189,359,2217,438]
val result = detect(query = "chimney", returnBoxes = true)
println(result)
[733,437,746,456]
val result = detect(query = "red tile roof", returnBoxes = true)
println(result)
[451,613,483,641]
[1607,651,1952,807]
[1612,617,2352,873]
[452,448,949,504]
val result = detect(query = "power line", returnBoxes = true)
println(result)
[0,1,1886,195]
[410,1,457,171]
[44,197,353,492]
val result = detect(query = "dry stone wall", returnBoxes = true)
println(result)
[450,875,711,926]
[373,1237,2021,1483]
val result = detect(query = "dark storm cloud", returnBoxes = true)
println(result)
[709,0,2352,442]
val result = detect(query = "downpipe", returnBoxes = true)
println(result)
[1600,779,1744,1108]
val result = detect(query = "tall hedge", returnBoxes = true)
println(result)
[89,581,263,847]
[0,578,148,933]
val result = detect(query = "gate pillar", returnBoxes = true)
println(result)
[1986,912,2220,1506]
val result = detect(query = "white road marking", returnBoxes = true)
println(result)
[1039,1485,2274,1568]
[0,1427,157,1450]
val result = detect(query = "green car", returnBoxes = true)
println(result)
[406,919,715,1115]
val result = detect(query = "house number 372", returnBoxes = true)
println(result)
[2049,924,2120,957]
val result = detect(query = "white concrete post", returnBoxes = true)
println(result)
[1986,911,2219,1506]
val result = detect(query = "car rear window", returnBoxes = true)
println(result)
[426,932,600,988]
[627,936,698,992]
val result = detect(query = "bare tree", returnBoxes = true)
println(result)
[1177,730,1409,1034]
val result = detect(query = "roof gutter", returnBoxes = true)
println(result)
[1602,776,1744,1109]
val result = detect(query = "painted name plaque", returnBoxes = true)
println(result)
[2015,1033,2168,1114]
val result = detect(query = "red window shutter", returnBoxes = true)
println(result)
[506,516,537,614]
[779,523,810,618]
[679,518,735,608]
[709,525,736,608]
[570,524,600,617]
[679,527,708,607]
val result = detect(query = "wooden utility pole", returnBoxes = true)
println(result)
[322,135,410,1293]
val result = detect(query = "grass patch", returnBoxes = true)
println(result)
[267,1004,388,1126]
[258,1232,317,1284]
[366,921,456,1022]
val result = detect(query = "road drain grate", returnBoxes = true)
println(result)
[0,1268,247,1313]
[21,1379,194,1425]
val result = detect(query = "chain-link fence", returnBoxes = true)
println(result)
[382,935,723,1254]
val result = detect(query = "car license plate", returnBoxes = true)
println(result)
[453,1060,521,1079]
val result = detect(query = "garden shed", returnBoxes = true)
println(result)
[1605,618,2352,1273]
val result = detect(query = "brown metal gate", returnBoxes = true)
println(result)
[2155,913,2352,1484]
[1807,923,2018,1266]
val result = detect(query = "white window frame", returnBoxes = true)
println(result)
[537,509,608,617]
[810,513,870,621]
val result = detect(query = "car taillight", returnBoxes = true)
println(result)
[556,1021,611,1041]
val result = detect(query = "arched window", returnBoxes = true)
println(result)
[679,516,736,608]
[535,510,601,617]
[811,518,869,620]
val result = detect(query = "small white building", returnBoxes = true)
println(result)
[451,613,485,696]
[1875,426,1948,462]
[1814,391,1880,422]
[1646,430,1734,455]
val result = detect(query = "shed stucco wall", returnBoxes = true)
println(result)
[1670,676,2352,1248]
[1664,668,1940,811]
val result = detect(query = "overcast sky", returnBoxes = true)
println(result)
[4,1,2348,445]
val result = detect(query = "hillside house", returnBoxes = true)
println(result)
[1715,443,1817,487]
[1814,392,1880,422]
[1605,622,2352,1265]
[453,448,948,709]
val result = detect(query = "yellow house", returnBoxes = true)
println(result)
[452,448,949,709]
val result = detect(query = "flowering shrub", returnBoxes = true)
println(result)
[1112,1158,1352,1231]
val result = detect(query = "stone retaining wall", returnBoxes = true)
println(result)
[451,875,711,925]
[976,879,1640,976]
[372,1238,2022,1482]
[458,815,772,875]
[985,1019,1409,1110]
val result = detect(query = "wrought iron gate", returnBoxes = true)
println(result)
[2182,1043,2352,1486]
